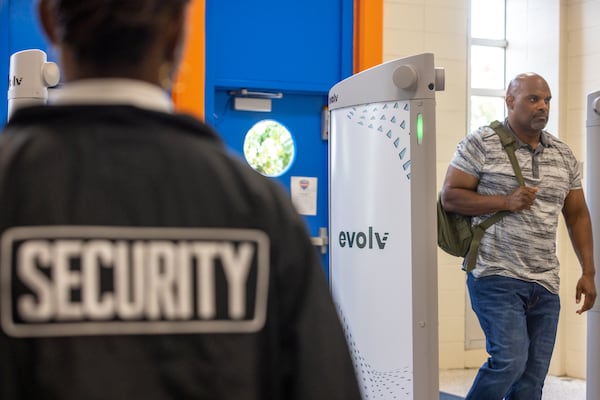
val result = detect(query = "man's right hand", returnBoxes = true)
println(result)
[506,186,539,211]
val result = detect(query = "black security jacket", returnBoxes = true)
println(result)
[0,105,360,400]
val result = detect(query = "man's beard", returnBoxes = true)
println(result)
[530,117,548,131]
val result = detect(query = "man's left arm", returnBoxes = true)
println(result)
[562,188,597,314]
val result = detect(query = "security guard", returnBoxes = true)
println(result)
[0,1,361,399]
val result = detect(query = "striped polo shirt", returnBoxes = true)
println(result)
[450,121,582,294]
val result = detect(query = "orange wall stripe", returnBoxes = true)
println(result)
[354,0,383,74]
[172,0,205,119]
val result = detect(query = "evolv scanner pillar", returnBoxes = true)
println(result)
[328,53,444,400]
[586,90,600,400]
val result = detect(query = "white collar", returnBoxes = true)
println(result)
[49,79,173,113]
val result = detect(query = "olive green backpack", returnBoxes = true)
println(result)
[437,120,525,272]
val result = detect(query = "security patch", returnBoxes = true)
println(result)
[1,226,269,337]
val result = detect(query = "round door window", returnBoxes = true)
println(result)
[243,119,295,177]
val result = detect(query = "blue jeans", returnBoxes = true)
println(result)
[465,274,560,400]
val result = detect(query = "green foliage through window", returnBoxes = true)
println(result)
[244,120,295,177]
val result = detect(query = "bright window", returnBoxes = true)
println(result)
[468,0,507,132]
[470,46,505,90]
[470,0,505,40]
[470,96,506,132]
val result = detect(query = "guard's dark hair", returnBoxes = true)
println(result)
[47,0,188,69]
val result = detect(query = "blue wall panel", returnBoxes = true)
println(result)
[1,1,8,124]
[206,0,352,91]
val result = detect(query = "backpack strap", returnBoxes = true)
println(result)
[489,120,525,187]
[464,120,525,272]
[464,211,510,271]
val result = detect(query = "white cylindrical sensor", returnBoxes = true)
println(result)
[7,49,60,121]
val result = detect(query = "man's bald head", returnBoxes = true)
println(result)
[506,73,550,99]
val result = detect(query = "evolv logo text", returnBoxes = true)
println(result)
[338,227,389,250]
[8,76,23,89]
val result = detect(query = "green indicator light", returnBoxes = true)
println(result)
[417,113,424,144]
